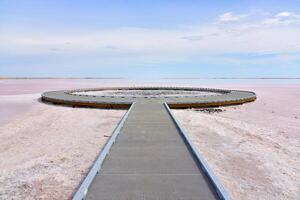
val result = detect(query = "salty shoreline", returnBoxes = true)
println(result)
[0,80,126,199]
[174,85,300,200]
[0,79,299,199]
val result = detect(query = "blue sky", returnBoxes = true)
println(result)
[0,0,300,78]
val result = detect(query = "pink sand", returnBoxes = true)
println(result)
[0,80,126,199]
[174,85,300,200]
[1,79,299,199]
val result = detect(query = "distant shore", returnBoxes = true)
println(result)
[0,77,125,79]
[1,77,299,80]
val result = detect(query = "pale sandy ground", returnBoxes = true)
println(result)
[0,80,126,199]
[174,85,300,200]
[1,79,300,200]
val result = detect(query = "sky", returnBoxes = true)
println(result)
[0,0,300,78]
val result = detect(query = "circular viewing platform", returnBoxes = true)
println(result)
[41,86,256,109]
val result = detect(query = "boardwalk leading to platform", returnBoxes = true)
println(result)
[42,87,256,200]
[86,102,218,200]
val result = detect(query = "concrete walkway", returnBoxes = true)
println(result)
[86,101,217,200]
[42,87,256,200]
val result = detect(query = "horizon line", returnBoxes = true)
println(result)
[1,77,300,80]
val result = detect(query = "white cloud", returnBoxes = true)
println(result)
[263,11,300,25]
[1,11,300,66]
[218,12,248,22]
[263,17,282,25]
[276,11,293,17]
[276,11,300,18]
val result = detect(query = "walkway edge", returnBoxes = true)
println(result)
[72,103,135,200]
[164,103,231,200]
